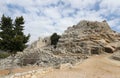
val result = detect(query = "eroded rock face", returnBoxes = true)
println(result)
[56,20,120,55]
[111,41,120,61]
[111,50,120,61]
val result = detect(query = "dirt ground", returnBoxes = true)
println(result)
[40,54,120,78]
[0,54,120,78]
[0,66,42,76]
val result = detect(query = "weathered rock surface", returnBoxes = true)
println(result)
[56,20,120,55]
[16,48,83,67]
[111,51,120,61]
[26,37,50,49]
[111,41,120,61]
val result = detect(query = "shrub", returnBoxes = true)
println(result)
[0,52,10,59]
[50,33,61,47]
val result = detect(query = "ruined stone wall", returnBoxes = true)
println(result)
[27,37,50,50]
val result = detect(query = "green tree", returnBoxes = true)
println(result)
[50,33,60,48]
[11,16,30,53]
[0,15,30,54]
[0,15,14,51]
[0,15,30,74]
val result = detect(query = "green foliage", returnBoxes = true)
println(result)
[50,33,60,46]
[0,52,10,59]
[0,15,30,54]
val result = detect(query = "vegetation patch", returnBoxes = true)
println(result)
[0,52,10,59]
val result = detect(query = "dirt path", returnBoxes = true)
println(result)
[0,66,42,76]
[40,54,120,78]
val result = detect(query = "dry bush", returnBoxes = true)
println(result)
[20,52,40,66]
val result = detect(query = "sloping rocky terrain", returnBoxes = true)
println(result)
[56,20,120,55]
[0,20,120,70]
[40,54,120,78]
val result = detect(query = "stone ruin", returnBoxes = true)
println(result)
[27,37,50,49]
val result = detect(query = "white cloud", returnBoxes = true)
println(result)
[100,0,120,13]
[108,19,120,28]
[0,0,120,43]
[43,7,61,19]
[65,0,100,9]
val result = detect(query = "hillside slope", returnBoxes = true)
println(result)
[56,20,120,55]
[0,20,120,70]
[41,54,120,78]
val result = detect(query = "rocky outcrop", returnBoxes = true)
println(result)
[16,48,84,67]
[111,49,120,61]
[111,41,120,61]
[56,20,120,55]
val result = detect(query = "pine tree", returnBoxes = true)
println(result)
[11,16,30,53]
[0,15,14,51]
[0,15,30,54]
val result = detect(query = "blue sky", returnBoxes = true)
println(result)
[0,0,120,43]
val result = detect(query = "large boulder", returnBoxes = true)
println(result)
[111,50,120,61]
